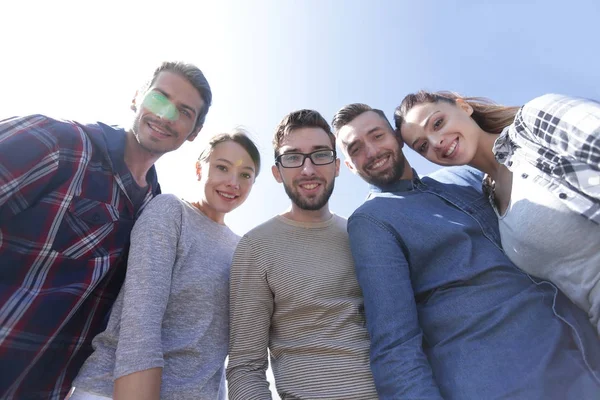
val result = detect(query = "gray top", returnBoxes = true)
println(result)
[73,194,240,400]
[227,215,377,399]
[495,160,600,335]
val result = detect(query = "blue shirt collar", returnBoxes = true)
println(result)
[369,169,422,193]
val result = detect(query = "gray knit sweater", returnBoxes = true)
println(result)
[73,194,239,400]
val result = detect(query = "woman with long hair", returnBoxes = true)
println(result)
[395,91,600,334]
[67,130,261,400]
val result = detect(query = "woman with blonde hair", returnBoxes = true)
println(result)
[396,91,600,334]
[68,129,261,400]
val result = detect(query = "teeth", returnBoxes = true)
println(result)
[219,192,236,199]
[149,123,168,135]
[371,157,387,169]
[445,140,457,157]
[301,183,318,190]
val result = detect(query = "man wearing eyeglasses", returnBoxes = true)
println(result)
[227,109,377,399]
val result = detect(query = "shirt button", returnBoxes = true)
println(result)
[559,193,567,199]
[93,214,101,222]
[521,173,528,179]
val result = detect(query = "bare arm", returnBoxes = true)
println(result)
[113,368,162,400]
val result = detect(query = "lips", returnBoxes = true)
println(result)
[217,190,238,201]
[366,154,390,172]
[146,118,173,138]
[297,180,323,192]
[442,138,458,158]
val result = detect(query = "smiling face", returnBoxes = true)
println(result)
[400,100,483,166]
[272,127,340,212]
[196,140,257,224]
[337,110,411,186]
[131,71,204,155]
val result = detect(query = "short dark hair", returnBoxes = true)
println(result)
[198,129,261,178]
[141,61,212,129]
[272,109,335,158]
[331,103,392,135]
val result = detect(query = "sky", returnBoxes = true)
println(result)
[2,0,599,235]
[2,0,600,395]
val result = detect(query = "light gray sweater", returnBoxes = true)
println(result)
[73,194,239,400]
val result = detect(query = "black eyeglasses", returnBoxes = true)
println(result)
[276,149,336,168]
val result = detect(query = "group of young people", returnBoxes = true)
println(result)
[0,60,598,400]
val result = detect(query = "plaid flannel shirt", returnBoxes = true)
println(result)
[0,115,159,399]
[494,93,600,224]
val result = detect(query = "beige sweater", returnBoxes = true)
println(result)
[227,214,378,399]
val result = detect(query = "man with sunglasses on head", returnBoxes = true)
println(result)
[227,109,377,399]
[0,61,211,399]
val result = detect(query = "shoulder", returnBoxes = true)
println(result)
[331,214,348,229]
[424,166,484,193]
[242,216,281,240]
[524,93,584,109]
[1,114,84,145]
[350,197,388,222]
[142,194,185,220]
[520,93,600,121]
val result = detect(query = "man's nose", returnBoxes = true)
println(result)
[300,157,317,175]
[365,143,377,158]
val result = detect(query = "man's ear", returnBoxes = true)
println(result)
[344,159,356,174]
[187,125,203,142]
[195,160,202,181]
[131,90,139,112]
[334,158,341,178]
[394,129,405,149]
[272,164,283,183]
[456,98,474,116]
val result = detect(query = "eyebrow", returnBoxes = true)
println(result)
[423,111,440,130]
[215,158,256,172]
[153,88,198,117]
[281,145,332,154]
[411,110,440,148]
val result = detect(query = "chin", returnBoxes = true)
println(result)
[222,203,241,214]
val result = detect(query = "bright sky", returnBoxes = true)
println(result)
[3,0,599,235]
[2,0,599,396]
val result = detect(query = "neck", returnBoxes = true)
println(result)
[468,132,502,181]
[400,158,414,180]
[192,200,226,225]
[282,203,332,223]
[124,130,162,187]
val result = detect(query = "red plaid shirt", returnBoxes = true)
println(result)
[0,115,160,399]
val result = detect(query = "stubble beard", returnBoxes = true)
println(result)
[131,115,173,156]
[283,179,335,211]
[360,148,406,187]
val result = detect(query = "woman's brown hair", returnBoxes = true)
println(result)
[394,90,520,135]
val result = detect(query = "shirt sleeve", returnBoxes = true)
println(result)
[347,214,443,400]
[0,115,60,219]
[226,236,274,400]
[113,194,182,379]
[515,94,600,170]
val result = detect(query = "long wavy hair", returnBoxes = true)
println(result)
[394,90,520,135]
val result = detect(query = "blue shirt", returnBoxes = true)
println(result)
[347,166,600,399]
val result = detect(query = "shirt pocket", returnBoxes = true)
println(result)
[69,196,119,224]
[54,196,121,259]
